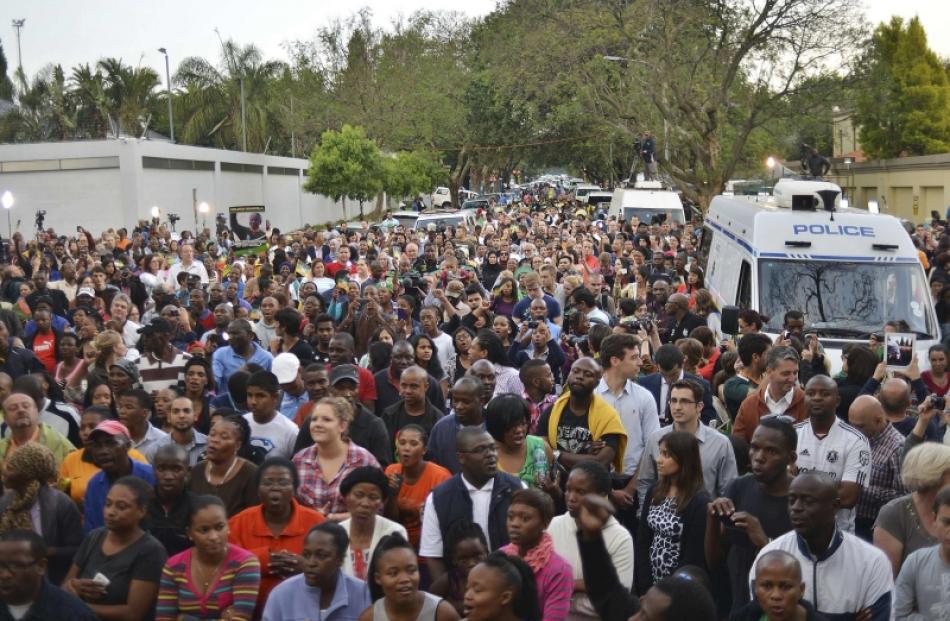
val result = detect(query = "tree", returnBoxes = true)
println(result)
[0,42,13,100]
[305,124,383,219]
[856,16,950,159]
[174,40,285,151]
[382,150,447,201]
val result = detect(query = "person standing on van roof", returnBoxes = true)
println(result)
[662,294,706,344]
[641,131,657,181]
[733,346,807,442]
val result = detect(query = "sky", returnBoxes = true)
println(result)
[0,0,500,82]
[1,0,948,83]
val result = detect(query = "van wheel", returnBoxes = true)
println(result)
[442,202,451,208]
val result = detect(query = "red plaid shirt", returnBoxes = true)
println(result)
[293,442,380,515]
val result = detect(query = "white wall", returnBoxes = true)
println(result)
[0,139,349,235]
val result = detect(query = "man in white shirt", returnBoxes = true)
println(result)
[596,333,659,517]
[108,293,141,350]
[243,370,299,459]
[419,427,525,583]
[794,375,870,533]
[751,473,893,621]
[166,243,209,289]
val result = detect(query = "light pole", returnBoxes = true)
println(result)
[198,202,209,232]
[11,19,24,76]
[2,191,13,238]
[157,48,175,142]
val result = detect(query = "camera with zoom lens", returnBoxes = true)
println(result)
[932,396,945,411]
[400,271,427,294]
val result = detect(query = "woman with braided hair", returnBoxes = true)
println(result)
[0,441,82,584]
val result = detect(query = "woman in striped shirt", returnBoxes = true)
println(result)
[156,495,261,621]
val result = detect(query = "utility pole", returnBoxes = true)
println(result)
[11,19,25,76]
[158,48,175,142]
[290,97,296,158]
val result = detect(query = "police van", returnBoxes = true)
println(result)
[609,181,686,225]
[698,178,937,372]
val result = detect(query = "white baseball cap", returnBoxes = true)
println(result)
[271,353,301,384]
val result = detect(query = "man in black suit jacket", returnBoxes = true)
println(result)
[662,293,707,344]
[639,344,715,425]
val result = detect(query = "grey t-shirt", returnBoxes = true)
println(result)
[73,528,167,607]
[874,494,937,566]
[893,545,950,620]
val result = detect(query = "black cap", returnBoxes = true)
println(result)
[329,364,360,385]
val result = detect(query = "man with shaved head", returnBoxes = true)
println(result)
[751,473,894,621]
[795,375,870,533]
[380,365,444,444]
[847,395,907,541]
[662,291,706,343]
[876,377,942,440]
[467,359,496,403]
[738,550,822,621]
[426,376,485,473]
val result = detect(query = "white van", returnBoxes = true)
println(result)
[574,184,601,201]
[698,179,937,372]
[608,183,686,225]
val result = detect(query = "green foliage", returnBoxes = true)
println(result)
[304,124,383,216]
[382,151,447,200]
[174,40,286,151]
[0,41,13,100]
[856,16,950,159]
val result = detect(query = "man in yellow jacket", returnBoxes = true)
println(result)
[537,357,627,478]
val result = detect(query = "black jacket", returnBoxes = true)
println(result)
[430,472,523,551]
[576,530,639,621]
[0,578,98,621]
[635,483,710,595]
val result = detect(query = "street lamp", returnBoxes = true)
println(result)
[198,201,209,231]
[157,48,174,142]
[1,191,12,238]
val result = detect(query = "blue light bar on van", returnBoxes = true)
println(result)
[785,241,812,248]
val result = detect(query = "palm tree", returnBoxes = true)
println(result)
[174,40,285,151]
[0,64,78,142]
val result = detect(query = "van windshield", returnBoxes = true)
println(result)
[623,207,685,225]
[415,216,463,229]
[758,260,934,339]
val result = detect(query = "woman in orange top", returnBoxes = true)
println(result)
[228,456,326,611]
[58,405,148,507]
[384,424,451,549]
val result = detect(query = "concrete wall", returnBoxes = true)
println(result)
[0,139,359,235]
[829,152,950,222]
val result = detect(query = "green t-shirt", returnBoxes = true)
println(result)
[723,375,758,420]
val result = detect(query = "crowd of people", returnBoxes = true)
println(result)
[0,187,946,621]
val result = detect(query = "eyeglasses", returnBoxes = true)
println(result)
[459,444,498,456]
[668,398,698,406]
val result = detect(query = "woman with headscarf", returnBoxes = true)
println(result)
[0,442,83,584]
